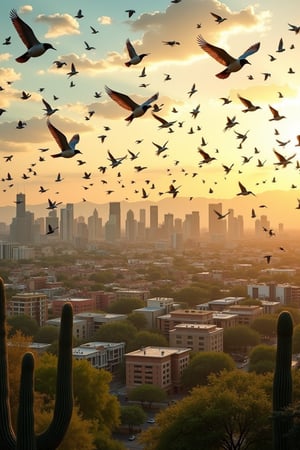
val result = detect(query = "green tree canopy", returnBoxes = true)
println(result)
[92,320,137,347]
[181,351,235,390]
[107,297,145,314]
[7,314,39,337]
[126,312,148,330]
[128,330,168,352]
[223,325,261,353]
[128,384,167,407]
[250,315,277,337]
[120,405,146,431]
[34,325,59,343]
[140,370,273,450]
[248,344,276,374]
[293,324,300,354]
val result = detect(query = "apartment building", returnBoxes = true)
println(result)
[224,305,263,326]
[73,341,125,373]
[125,346,191,394]
[157,309,214,338]
[8,292,48,326]
[169,323,223,352]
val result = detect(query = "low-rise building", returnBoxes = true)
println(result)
[157,309,214,338]
[73,341,125,373]
[169,323,223,352]
[125,346,191,394]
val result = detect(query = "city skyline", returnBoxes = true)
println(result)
[0,0,299,229]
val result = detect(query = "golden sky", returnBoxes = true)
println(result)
[0,0,299,219]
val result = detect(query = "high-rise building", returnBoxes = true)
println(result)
[125,209,137,241]
[60,203,74,242]
[46,210,59,237]
[208,203,226,241]
[163,213,174,237]
[10,193,34,243]
[88,208,102,241]
[149,205,158,238]
[107,202,121,240]
[137,208,146,240]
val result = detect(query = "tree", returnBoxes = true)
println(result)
[181,351,235,389]
[92,320,137,347]
[248,345,276,374]
[7,314,39,337]
[223,325,260,353]
[128,384,167,407]
[293,324,300,354]
[128,330,168,352]
[250,315,277,338]
[140,370,273,450]
[108,298,145,314]
[120,405,146,432]
[34,325,59,343]
[126,312,148,330]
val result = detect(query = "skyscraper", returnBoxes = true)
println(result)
[88,208,102,241]
[125,209,137,241]
[208,203,226,241]
[149,205,158,238]
[105,202,121,241]
[46,210,59,238]
[60,203,74,242]
[10,193,33,243]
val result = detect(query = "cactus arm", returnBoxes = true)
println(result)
[16,353,36,450]
[272,311,293,450]
[37,303,73,450]
[0,277,16,450]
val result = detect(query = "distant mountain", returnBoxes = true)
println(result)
[0,190,297,230]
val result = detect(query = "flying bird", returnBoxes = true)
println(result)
[237,94,261,112]
[67,63,78,77]
[10,9,55,63]
[214,209,230,220]
[269,105,286,121]
[197,35,260,79]
[47,119,81,158]
[152,113,176,129]
[42,98,59,116]
[107,150,127,168]
[46,224,59,235]
[210,12,227,24]
[125,9,136,18]
[105,86,158,124]
[125,38,149,66]
[273,149,296,168]
[237,181,255,196]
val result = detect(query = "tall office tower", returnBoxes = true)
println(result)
[208,203,226,241]
[109,202,121,239]
[10,193,33,243]
[88,208,102,241]
[163,213,174,237]
[149,205,158,235]
[125,209,137,241]
[184,211,200,240]
[60,203,74,242]
[174,218,182,233]
[137,208,146,240]
[255,214,270,236]
[46,210,59,237]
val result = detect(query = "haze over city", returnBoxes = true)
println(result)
[0,0,300,232]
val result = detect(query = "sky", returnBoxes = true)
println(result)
[0,0,300,218]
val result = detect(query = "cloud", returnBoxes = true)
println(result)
[19,5,33,13]
[36,13,80,38]
[98,16,112,25]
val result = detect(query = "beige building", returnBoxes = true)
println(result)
[125,346,191,394]
[8,292,48,326]
[157,309,214,338]
[73,341,125,373]
[224,305,263,325]
[169,323,223,352]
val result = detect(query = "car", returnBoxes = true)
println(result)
[147,418,155,424]
[128,435,136,441]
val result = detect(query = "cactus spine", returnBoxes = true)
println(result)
[0,277,73,450]
[272,310,293,450]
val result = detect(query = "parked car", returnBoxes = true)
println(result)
[128,435,136,441]
[147,418,155,424]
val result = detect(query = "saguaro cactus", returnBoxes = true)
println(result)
[0,276,73,450]
[272,310,293,450]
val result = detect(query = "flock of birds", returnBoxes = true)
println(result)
[0,4,300,259]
